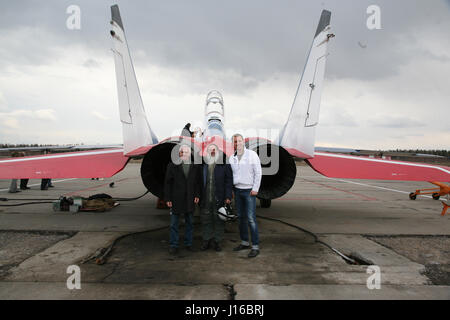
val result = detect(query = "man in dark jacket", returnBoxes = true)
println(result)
[200,144,233,252]
[164,144,201,254]
[181,123,193,138]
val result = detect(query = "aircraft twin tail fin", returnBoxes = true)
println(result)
[279,10,334,159]
[110,5,158,155]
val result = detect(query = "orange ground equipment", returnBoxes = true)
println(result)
[409,181,450,201]
[441,201,449,216]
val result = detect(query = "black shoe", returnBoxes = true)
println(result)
[48,185,54,188]
[200,240,210,251]
[41,188,48,190]
[169,247,178,254]
[214,241,222,252]
[20,187,30,190]
[233,244,250,251]
[185,246,195,252]
[248,249,259,258]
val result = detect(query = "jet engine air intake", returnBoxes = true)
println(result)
[141,138,296,201]
[246,140,297,200]
[140,142,175,198]
[140,140,202,199]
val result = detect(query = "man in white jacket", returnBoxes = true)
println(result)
[229,134,262,258]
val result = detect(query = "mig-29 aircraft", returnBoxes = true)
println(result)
[1,5,449,209]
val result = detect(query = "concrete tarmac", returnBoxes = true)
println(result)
[0,163,449,299]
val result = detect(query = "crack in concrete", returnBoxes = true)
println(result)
[99,262,119,283]
[223,283,236,300]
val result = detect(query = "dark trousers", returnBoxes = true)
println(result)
[20,179,29,189]
[201,202,225,243]
[41,179,50,190]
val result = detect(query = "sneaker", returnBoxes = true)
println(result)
[200,240,210,251]
[248,249,259,258]
[214,241,222,252]
[169,247,178,254]
[233,244,250,251]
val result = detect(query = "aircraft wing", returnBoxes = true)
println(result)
[0,145,123,152]
[306,152,450,182]
[0,149,129,179]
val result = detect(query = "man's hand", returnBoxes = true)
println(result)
[225,198,231,204]
[250,191,258,196]
[166,201,172,208]
[194,197,199,204]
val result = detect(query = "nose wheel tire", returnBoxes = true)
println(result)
[409,193,417,200]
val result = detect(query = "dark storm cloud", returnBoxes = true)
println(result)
[1,1,449,148]
[2,0,449,83]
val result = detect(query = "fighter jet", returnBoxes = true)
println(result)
[1,5,448,209]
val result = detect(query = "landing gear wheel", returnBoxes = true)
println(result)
[409,193,417,200]
[260,198,272,208]
[432,193,440,200]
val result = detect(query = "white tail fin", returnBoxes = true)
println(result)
[279,10,333,158]
[110,5,158,155]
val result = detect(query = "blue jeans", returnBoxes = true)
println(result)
[170,211,193,248]
[234,188,259,249]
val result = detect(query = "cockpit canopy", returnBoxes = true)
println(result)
[205,90,224,122]
[204,90,225,138]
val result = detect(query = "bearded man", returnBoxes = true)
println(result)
[199,144,233,252]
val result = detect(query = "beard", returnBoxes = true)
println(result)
[205,152,219,164]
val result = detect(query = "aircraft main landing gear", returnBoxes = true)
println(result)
[260,198,271,208]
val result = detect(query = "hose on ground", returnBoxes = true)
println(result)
[257,214,357,265]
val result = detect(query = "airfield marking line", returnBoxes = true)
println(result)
[0,178,77,192]
[320,176,433,199]
[314,151,450,175]
[0,149,124,163]
[278,197,356,201]
[300,178,378,201]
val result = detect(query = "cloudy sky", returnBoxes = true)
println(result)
[0,0,449,150]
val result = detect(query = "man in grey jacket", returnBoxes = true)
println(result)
[229,134,262,258]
